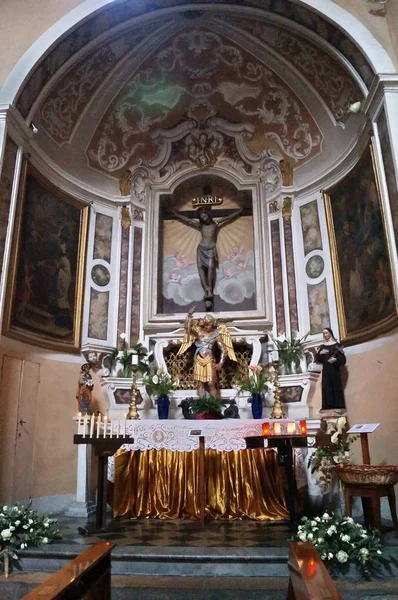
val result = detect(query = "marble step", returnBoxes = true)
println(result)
[15,544,290,577]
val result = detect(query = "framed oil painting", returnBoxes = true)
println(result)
[324,142,398,345]
[3,161,89,352]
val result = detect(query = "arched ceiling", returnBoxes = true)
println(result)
[23,2,370,196]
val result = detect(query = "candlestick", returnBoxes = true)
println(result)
[131,353,139,366]
[127,364,140,420]
[270,361,286,419]
[90,414,95,437]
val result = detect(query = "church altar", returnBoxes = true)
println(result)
[96,418,320,522]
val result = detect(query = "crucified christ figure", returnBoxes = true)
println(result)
[170,207,244,309]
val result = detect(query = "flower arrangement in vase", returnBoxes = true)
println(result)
[291,512,391,577]
[109,333,150,378]
[236,365,271,419]
[0,502,62,577]
[143,369,179,419]
[270,331,309,374]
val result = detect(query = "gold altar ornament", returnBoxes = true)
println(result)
[127,364,140,420]
[270,361,286,419]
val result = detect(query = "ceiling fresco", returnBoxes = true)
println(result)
[39,26,150,145]
[216,16,360,124]
[85,28,322,177]
[18,0,374,121]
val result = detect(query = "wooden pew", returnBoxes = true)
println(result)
[21,541,115,600]
[287,541,342,600]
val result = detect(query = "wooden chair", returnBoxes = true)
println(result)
[287,541,342,600]
[21,541,115,600]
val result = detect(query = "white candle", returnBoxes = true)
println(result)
[109,419,113,439]
[132,353,139,366]
[103,416,108,438]
[116,419,120,438]
[83,415,88,438]
[77,416,82,435]
[273,423,281,435]
[96,414,101,438]
[122,419,126,437]
[90,414,95,437]
[287,422,296,435]
[271,350,279,363]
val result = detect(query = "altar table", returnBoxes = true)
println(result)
[109,420,311,522]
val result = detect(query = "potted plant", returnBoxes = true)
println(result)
[236,365,271,419]
[190,396,224,420]
[271,331,309,374]
[109,333,150,378]
[143,369,179,419]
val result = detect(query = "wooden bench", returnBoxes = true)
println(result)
[21,541,115,600]
[287,541,342,600]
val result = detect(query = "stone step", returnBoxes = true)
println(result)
[15,544,290,577]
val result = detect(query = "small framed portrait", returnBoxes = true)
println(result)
[3,161,89,352]
[324,142,398,345]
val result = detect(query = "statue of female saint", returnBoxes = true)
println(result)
[76,363,94,413]
[315,328,346,411]
[177,306,236,397]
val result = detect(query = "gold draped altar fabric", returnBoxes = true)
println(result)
[113,448,289,520]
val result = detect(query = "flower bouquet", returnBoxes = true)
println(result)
[291,512,390,577]
[109,333,150,378]
[236,365,271,395]
[308,417,357,491]
[143,369,179,398]
[0,502,62,577]
[271,331,309,374]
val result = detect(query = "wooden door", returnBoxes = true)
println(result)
[0,356,40,504]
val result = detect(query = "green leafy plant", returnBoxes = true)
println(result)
[236,365,271,395]
[0,502,62,577]
[143,369,179,397]
[271,331,309,374]
[291,512,391,577]
[190,396,224,416]
[308,417,357,491]
[109,334,150,377]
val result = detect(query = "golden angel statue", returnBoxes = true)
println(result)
[177,306,237,397]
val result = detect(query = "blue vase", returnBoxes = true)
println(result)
[157,395,170,420]
[251,393,263,419]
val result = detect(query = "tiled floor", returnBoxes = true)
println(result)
[56,515,292,548]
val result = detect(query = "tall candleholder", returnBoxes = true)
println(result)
[127,364,140,420]
[270,361,286,419]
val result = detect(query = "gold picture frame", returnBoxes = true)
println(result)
[324,141,398,346]
[3,160,89,352]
